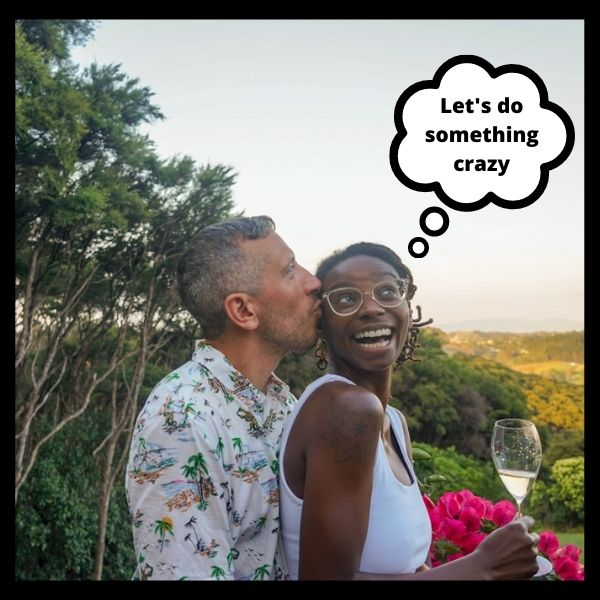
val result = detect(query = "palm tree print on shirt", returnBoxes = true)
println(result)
[181,452,213,511]
[211,565,226,580]
[154,516,174,552]
[253,564,270,580]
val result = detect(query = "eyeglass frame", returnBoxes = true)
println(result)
[321,278,411,317]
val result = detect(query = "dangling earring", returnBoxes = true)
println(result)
[314,338,328,371]
[397,325,420,364]
[397,305,434,365]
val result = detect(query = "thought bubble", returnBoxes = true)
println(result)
[389,55,574,258]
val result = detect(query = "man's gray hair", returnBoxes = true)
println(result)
[177,215,276,338]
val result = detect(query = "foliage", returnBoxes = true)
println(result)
[15,19,237,580]
[275,351,323,399]
[522,377,583,431]
[543,429,583,466]
[15,414,128,579]
[548,457,584,521]
[412,442,507,503]
[392,331,529,459]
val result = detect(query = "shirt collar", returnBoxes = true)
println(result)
[191,340,289,402]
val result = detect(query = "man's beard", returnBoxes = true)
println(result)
[260,309,318,356]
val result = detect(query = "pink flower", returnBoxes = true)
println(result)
[463,496,487,520]
[492,499,516,527]
[457,531,486,554]
[556,544,582,562]
[553,554,584,581]
[459,505,482,533]
[454,489,475,505]
[439,517,467,542]
[539,531,560,557]
[424,490,584,581]
[423,494,436,512]
[482,499,495,520]
[438,492,461,519]
[428,508,442,536]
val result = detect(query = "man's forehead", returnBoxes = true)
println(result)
[243,232,293,264]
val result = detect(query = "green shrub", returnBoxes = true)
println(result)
[412,442,507,502]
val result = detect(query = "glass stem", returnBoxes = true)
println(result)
[516,499,523,518]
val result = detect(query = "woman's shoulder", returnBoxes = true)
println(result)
[307,378,384,423]
[303,380,384,465]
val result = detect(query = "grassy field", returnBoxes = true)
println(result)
[511,361,584,385]
[556,532,584,563]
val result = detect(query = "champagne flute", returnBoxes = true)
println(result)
[491,419,551,577]
[491,418,542,518]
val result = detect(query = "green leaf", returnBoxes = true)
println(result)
[424,474,447,483]
[412,447,432,461]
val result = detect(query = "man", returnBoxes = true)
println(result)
[125,216,320,580]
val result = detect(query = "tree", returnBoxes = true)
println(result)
[548,457,584,525]
[444,387,489,459]
[15,19,237,579]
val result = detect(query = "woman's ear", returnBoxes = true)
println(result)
[223,293,259,331]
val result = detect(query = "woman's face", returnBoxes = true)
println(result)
[320,255,411,372]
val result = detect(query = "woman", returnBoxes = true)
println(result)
[279,242,539,580]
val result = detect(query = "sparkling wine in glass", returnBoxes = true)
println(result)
[491,418,542,518]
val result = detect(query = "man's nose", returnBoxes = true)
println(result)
[301,267,321,295]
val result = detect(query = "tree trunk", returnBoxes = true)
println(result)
[93,430,117,580]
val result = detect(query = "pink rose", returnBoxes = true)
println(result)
[459,505,482,533]
[538,531,560,557]
[482,499,495,520]
[492,499,516,527]
[553,554,584,581]
[463,496,486,520]
[438,492,461,519]
[423,494,436,512]
[553,544,581,562]
[439,517,467,542]
[455,489,475,506]
[428,507,442,535]
[457,531,486,554]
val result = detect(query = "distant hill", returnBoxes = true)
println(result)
[511,361,584,386]
[436,318,583,333]
[430,329,584,386]
[440,330,583,363]
[419,329,584,433]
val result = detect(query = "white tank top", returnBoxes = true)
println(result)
[279,374,432,579]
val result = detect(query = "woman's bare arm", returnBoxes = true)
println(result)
[298,386,384,580]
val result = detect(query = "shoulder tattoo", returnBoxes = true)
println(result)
[320,408,379,466]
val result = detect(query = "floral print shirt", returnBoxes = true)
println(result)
[125,341,296,580]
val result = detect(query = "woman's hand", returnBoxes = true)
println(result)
[356,517,539,580]
[470,515,539,580]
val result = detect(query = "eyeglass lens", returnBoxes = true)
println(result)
[327,280,407,314]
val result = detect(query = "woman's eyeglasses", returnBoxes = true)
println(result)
[322,279,410,316]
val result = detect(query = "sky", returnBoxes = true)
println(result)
[71,20,584,332]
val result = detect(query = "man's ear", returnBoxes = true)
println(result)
[223,293,260,331]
